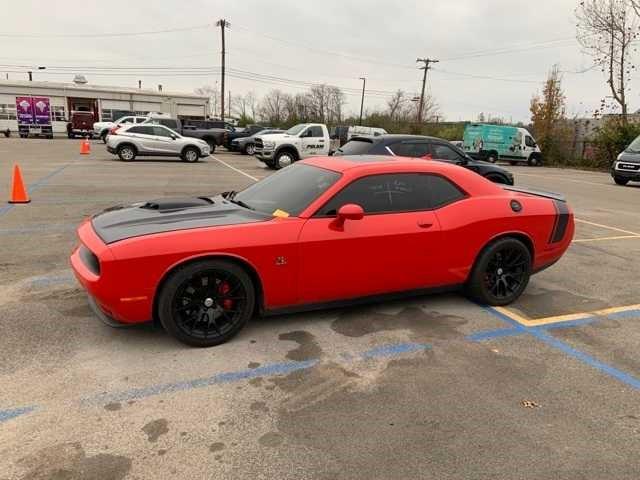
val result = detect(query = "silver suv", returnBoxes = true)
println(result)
[106,124,210,162]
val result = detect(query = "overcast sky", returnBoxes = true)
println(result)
[0,0,626,122]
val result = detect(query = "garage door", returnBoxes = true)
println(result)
[178,104,206,117]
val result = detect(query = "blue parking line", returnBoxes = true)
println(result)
[0,406,36,424]
[484,306,640,391]
[0,162,74,218]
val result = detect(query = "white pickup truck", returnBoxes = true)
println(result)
[254,123,330,169]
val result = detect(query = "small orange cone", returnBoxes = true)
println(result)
[80,138,91,155]
[8,164,30,204]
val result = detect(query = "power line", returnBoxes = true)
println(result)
[432,68,541,84]
[0,24,212,38]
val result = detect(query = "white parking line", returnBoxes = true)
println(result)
[573,235,640,243]
[212,155,259,182]
[575,218,640,236]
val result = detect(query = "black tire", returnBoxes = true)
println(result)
[244,143,256,155]
[274,149,296,169]
[68,132,75,139]
[117,144,137,161]
[264,160,276,169]
[101,131,108,143]
[466,237,531,306]
[614,176,629,186]
[204,138,216,153]
[19,133,27,139]
[157,259,255,347]
[528,155,542,167]
[486,152,498,163]
[485,174,510,185]
[182,146,200,163]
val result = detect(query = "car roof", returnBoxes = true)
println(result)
[304,155,445,172]
[350,134,447,144]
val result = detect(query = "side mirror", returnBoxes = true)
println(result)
[170,134,177,140]
[333,203,364,229]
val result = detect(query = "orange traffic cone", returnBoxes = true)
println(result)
[8,164,30,204]
[80,138,91,155]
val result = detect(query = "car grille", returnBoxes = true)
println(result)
[255,138,263,149]
[617,162,640,171]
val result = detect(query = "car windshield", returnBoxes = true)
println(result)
[233,164,340,216]
[626,135,640,152]
[285,124,308,135]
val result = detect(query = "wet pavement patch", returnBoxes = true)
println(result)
[258,432,283,447]
[104,402,121,411]
[331,306,467,340]
[509,287,609,319]
[209,442,225,453]
[17,442,131,480]
[278,330,323,361]
[142,419,169,443]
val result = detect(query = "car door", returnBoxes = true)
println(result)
[300,125,327,158]
[297,173,443,304]
[150,125,178,153]
[120,125,153,153]
[429,143,473,170]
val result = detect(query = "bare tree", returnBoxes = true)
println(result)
[386,90,407,121]
[245,92,258,121]
[576,0,638,124]
[260,89,287,125]
[195,85,219,118]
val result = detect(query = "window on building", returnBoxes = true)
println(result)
[101,109,114,122]
[0,104,17,120]
[135,111,150,117]
[51,105,66,122]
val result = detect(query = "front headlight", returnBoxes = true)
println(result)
[263,141,276,149]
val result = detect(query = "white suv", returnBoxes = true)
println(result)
[106,124,210,162]
[93,115,148,142]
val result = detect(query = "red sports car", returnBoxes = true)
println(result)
[71,156,573,347]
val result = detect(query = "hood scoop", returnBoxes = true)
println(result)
[140,197,213,212]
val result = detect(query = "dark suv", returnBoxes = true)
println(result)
[334,135,514,185]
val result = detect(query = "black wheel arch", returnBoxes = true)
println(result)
[274,144,300,160]
[152,254,265,325]
[468,232,534,282]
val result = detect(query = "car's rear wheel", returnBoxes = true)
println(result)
[486,152,498,163]
[101,131,108,143]
[157,259,255,347]
[117,144,136,161]
[244,143,256,155]
[182,146,200,163]
[528,154,542,167]
[614,176,629,186]
[466,237,531,306]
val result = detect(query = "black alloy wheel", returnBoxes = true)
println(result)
[158,260,255,347]
[467,238,531,306]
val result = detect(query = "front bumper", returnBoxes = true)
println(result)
[255,148,274,161]
[107,145,116,154]
[612,162,640,180]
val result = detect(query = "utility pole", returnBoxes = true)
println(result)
[216,19,229,121]
[228,90,231,119]
[359,77,366,126]
[416,58,438,124]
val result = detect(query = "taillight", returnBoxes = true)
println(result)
[109,126,119,135]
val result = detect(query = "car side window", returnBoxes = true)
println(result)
[304,126,323,138]
[316,174,432,216]
[388,142,430,158]
[153,126,173,137]
[427,175,466,208]
[431,144,465,161]
[131,126,155,135]
[126,126,143,134]
[525,135,536,147]
[121,117,134,124]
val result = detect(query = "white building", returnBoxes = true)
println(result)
[0,79,210,134]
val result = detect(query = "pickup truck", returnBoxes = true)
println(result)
[255,123,331,169]
[146,117,229,153]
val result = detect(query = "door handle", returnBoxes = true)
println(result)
[417,220,433,229]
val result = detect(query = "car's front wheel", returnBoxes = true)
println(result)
[182,146,200,163]
[466,237,531,306]
[244,143,256,155]
[614,176,629,186]
[274,150,295,169]
[117,144,137,161]
[157,259,255,347]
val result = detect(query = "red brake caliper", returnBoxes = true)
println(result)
[219,282,233,310]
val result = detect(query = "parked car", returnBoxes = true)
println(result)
[231,129,284,155]
[105,123,210,162]
[334,135,514,185]
[66,111,95,139]
[226,124,272,150]
[93,115,148,142]
[255,123,331,169]
[612,134,640,186]
[144,116,227,152]
[331,125,388,147]
[70,155,573,347]
[463,123,543,166]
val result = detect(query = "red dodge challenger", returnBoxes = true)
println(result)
[71,156,573,347]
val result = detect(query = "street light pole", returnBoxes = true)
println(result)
[359,77,366,126]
